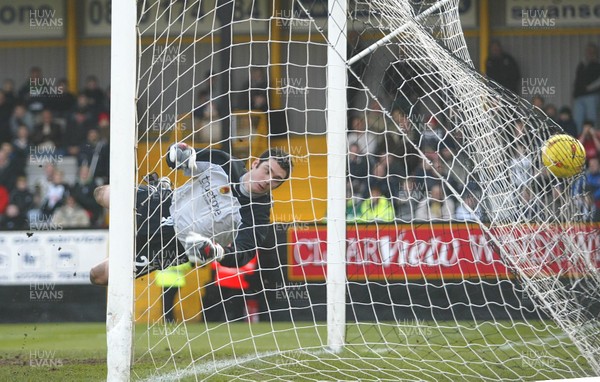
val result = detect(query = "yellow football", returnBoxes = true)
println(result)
[541,134,586,178]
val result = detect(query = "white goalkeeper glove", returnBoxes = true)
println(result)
[168,142,197,172]
[184,232,224,265]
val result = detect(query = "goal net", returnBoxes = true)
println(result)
[109,0,600,380]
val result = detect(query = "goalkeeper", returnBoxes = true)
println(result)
[89,143,292,285]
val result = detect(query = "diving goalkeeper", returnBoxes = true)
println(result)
[89,143,292,285]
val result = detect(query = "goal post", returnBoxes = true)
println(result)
[326,0,348,353]
[107,0,600,380]
[106,0,136,381]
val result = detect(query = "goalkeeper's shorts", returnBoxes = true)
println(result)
[135,185,187,278]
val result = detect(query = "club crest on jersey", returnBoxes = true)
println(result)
[219,186,231,195]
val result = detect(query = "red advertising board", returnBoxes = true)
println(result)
[287,224,600,281]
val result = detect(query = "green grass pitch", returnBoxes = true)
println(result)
[0,321,594,381]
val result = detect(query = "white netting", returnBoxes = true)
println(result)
[126,0,600,380]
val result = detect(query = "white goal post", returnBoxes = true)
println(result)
[106,0,600,380]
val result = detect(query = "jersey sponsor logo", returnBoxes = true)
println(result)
[199,175,222,216]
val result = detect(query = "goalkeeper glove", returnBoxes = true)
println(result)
[183,232,225,265]
[168,142,197,172]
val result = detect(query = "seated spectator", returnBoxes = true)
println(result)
[0,147,19,189]
[34,163,56,202]
[2,79,16,110]
[31,109,63,149]
[412,154,446,195]
[0,184,8,214]
[78,128,109,183]
[347,115,378,155]
[47,78,76,117]
[41,169,69,216]
[454,192,481,221]
[71,165,102,226]
[9,104,34,137]
[558,106,578,137]
[586,157,600,209]
[64,105,94,156]
[0,204,28,230]
[348,142,369,198]
[531,95,544,110]
[419,116,444,150]
[354,185,395,223]
[415,183,455,220]
[0,91,13,144]
[543,104,558,122]
[51,194,90,228]
[12,125,31,167]
[237,67,268,112]
[396,177,420,223]
[10,176,34,214]
[81,75,106,114]
[578,121,600,161]
[97,112,110,142]
[18,66,47,112]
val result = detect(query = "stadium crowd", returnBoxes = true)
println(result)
[345,41,600,223]
[0,41,599,231]
[0,67,109,230]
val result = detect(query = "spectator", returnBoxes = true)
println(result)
[0,147,19,190]
[396,177,420,222]
[347,116,378,155]
[347,142,369,197]
[10,176,34,215]
[31,109,63,149]
[0,91,13,144]
[485,40,521,94]
[47,78,76,117]
[34,163,56,203]
[71,165,102,226]
[412,154,446,195]
[238,67,268,112]
[354,185,395,223]
[454,192,480,221]
[41,169,68,216]
[0,204,28,230]
[97,112,110,142]
[573,43,600,134]
[578,120,600,162]
[9,104,34,137]
[81,75,106,114]
[51,194,90,228]
[419,116,444,151]
[531,95,544,110]
[78,128,109,183]
[586,157,600,210]
[557,106,578,137]
[64,104,94,156]
[12,125,32,167]
[18,66,46,111]
[415,183,455,221]
[543,104,558,121]
[2,79,16,110]
[369,153,404,199]
[509,143,533,190]
[0,184,8,215]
